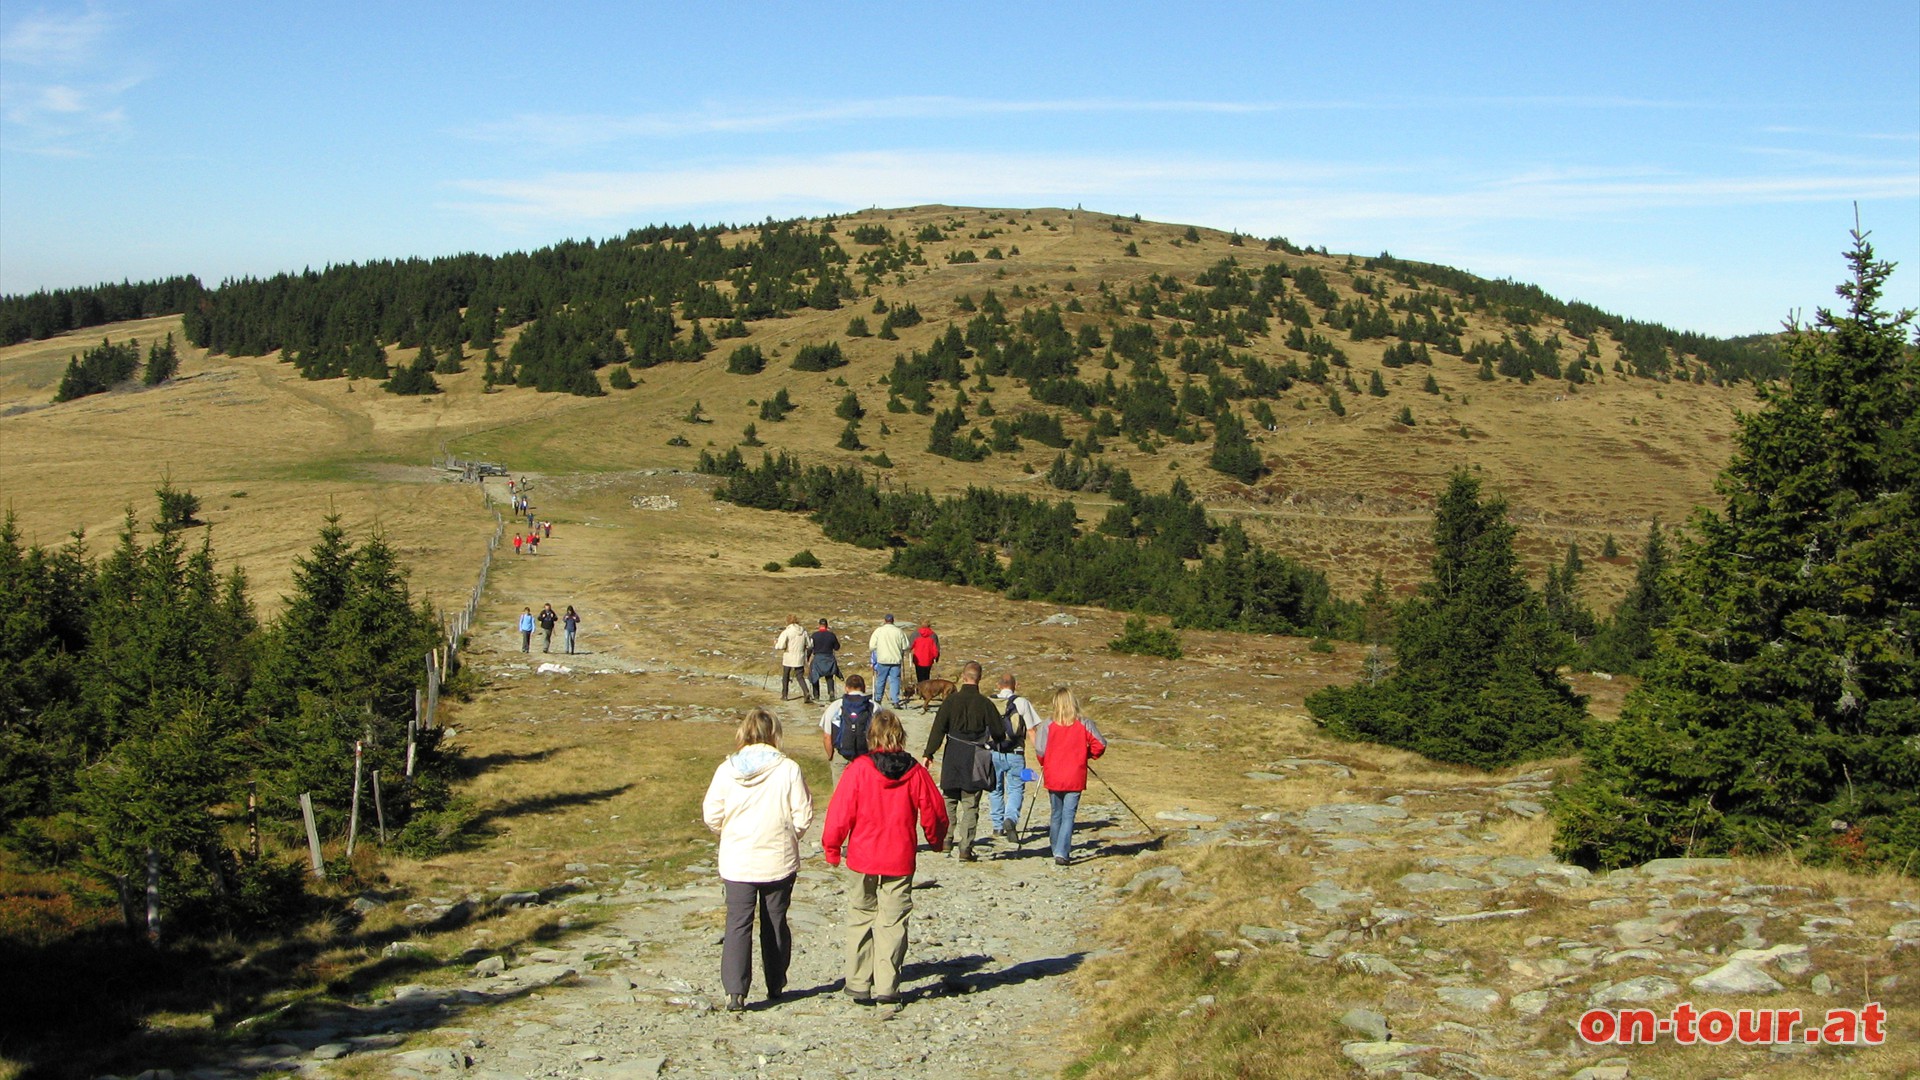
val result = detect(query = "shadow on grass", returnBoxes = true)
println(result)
[469,784,634,829]
[0,784,629,1077]
[451,747,558,780]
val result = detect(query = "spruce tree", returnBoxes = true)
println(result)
[1585,521,1672,673]
[1555,232,1920,870]
[1308,471,1586,768]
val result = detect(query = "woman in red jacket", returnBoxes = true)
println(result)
[909,623,940,685]
[1034,687,1106,866]
[821,709,948,1017]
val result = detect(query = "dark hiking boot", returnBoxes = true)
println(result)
[726,994,746,1012]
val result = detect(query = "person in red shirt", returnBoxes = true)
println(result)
[821,709,948,1016]
[909,623,940,685]
[1035,686,1106,866]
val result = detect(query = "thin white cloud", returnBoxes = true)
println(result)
[0,5,140,155]
[0,6,113,67]
[458,94,1711,151]
[448,150,1919,234]
[1759,125,1920,143]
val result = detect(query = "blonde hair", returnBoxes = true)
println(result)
[867,709,905,752]
[787,614,800,625]
[736,707,781,750]
[1051,687,1081,725]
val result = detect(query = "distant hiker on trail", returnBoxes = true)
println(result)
[807,619,841,702]
[819,675,874,786]
[820,708,948,1018]
[537,603,559,651]
[562,605,581,654]
[775,615,810,702]
[528,533,540,555]
[921,661,1008,862]
[910,622,941,685]
[1035,687,1106,866]
[542,520,552,538]
[518,608,534,652]
[513,533,524,555]
[703,707,813,1013]
[867,614,912,708]
[989,673,1042,842]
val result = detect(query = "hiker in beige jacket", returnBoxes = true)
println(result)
[774,614,811,702]
[703,708,814,1011]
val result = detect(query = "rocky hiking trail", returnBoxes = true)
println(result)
[177,695,1132,1080]
[122,472,1916,1080]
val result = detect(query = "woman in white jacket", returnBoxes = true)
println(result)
[703,707,813,1011]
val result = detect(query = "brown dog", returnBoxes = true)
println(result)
[910,678,956,711]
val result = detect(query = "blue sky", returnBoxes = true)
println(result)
[2,2,1915,336]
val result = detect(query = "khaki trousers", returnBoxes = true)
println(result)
[844,870,913,1000]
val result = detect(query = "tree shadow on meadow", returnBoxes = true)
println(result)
[0,764,632,1077]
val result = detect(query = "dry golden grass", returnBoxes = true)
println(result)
[0,206,1794,1077]
[1,205,1753,615]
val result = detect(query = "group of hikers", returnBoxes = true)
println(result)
[773,613,940,706]
[702,649,1107,1015]
[506,478,549,554]
[518,603,581,653]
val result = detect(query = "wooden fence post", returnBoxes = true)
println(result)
[145,848,163,945]
[372,769,387,844]
[299,792,325,879]
[406,720,418,778]
[346,741,364,858]
[247,780,260,860]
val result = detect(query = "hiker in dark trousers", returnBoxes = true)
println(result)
[807,619,841,702]
[518,608,534,652]
[819,675,873,787]
[921,661,1008,861]
[703,708,813,1012]
[775,615,809,702]
[562,606,580,653]
[537,603,558,651]
[1035,687,1106,866]
[821,709,947,1018]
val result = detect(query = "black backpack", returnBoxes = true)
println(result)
[834,695,875,759]
[991,697,1026,753]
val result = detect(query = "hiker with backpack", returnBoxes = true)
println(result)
[920,661,1009,862]
[820,708,948,1018]
[518,607,534,652]
[1034,686,1107,866]
[562,605,580,654]
[988,673,1043,842]
[819,674,875,786]
[807,618,841,702]
[702,708,813,1012]
[537,603,559,651]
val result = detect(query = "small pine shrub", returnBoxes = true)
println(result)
[763,561,784,572]
[788,550,821,568]
[1108,616,1183,659]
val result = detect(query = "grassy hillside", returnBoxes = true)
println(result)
[0,207,1758,613]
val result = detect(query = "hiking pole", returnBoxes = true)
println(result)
[1087,765,1159,838]
[1015,778,1038,848]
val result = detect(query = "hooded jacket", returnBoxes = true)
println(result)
[775,622,808,666]
[910,626,940,668]
[702,745,813,883]
[821,751,949,877]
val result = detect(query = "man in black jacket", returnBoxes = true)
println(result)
[921,661,1008,861]
[806,618,840,702]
